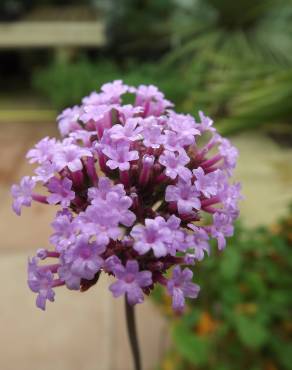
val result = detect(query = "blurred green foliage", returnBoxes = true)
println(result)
[153,208,292,370]
[99,0,174,59]
[32,0,292,136]
[32,59,191,111]
[163,0,292,134]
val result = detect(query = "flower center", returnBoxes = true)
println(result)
[125,273,135,283]
[80,247,91,259]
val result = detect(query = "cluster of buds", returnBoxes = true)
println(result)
[11,81,241,311]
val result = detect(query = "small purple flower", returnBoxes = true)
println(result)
[104,255,122,273]
[211,212,234,250]
[168,112,200,145]
[54,143,92,172]
[187,224,210,261]
[80,104,111,125]
[218,138,238,173]
[11,176,35,215]
[163,130,186,152]
[82,91,104,106]
[193,167,222,198]
[142,117,165,148]
[106,191,136,227]
[198,111,215,133]
[109,260,152,305]
[50,211,76,251]
[63,236,105,280]
[57,106,82,137]
[165,178,201,214]
[102,140,139,171]
[131,217,171,257]
[69,130,96,147]
[88,177,125,203]
[47,177,75,207]
[116,105,143,123]
[27,257,56,310]
[134,84,173,116]
[33,161,56,183]
[219,182,242,220]
[109,118,143,141]
[101,80,129,104]
[167,266,200,312]
[57,264,81,290]
[159,150,191,181]
[26,137,58,164]
[77,203,121,246]
[164,215,187,255]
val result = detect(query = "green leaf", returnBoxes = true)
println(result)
[172,322,211,366]
[235,315,268,349]
[219,247,242,280]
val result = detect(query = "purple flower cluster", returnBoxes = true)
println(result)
[11,81,241,312]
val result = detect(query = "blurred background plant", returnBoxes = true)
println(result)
[29,0,292,137]
[153,206,292,370]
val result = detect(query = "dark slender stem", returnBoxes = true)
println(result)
[125,297,142,370]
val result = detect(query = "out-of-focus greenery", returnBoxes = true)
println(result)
[163,0,292,134]
[153,208,292,370]
[32,59,191,111]
[32,0,292,135]
[97,0,174,58]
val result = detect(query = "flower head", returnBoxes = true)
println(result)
[12,81,241,311]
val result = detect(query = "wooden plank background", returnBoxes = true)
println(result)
[0,21,106,48]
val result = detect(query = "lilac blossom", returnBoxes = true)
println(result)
[57,264,81,290]
[134,84,173,116]
[47,177,75,207]
[26,137,58,164]
[82,91,106,106]
[63,236,105,280]
[116,105,143,123]
[88,177,125,203]
[80,104,111,125]
[109,118,143,141]
[131,217,171,257]
[211,212,234,250]
[54,144,92,172]
[77,203,122,246]
[101,80,129,104]
[33,161,56,183]
[167,266,200,312]
[141,117,165,148]
[159,150,191,181]
[57,106,82,137]
[12,81,241,311]
[187,224,210,261]
[109,260,152,305]
[102,140,139,171]
[193,167,222,198]
[198,111,215,133]
[28,257,57,310]
[168,112,200,145]
[165,179,201,214]
[11,176,35,215]
[50,211,76,251]
[218,138,239,173]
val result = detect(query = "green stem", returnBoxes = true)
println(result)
[125,297,142,370]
